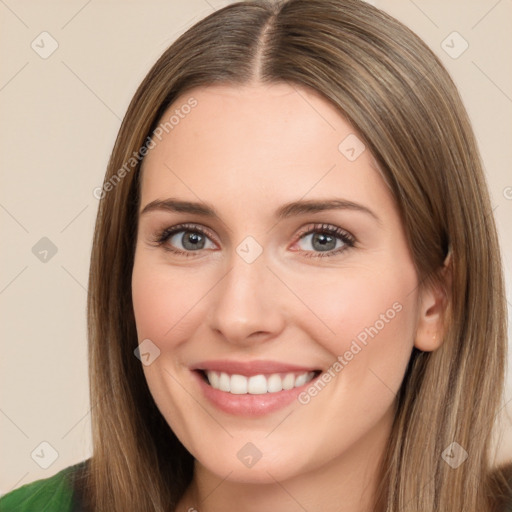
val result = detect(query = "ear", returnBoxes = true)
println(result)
[414,250,452,352]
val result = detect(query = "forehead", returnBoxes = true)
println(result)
[139,83,393,217]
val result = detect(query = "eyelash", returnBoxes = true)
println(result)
[151,222,356,259]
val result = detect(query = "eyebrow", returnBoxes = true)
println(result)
[140,198,381,224]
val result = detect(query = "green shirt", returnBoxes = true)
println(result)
[0,460,86,512]
[2,459,512,511]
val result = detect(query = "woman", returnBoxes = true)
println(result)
[1,0,511,510]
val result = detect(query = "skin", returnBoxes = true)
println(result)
[131,83,448,512]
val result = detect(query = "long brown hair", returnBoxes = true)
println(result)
[80,0,510,510]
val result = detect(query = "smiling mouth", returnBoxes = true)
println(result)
[195,369,322,395]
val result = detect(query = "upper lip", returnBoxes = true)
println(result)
[191,359,321,377]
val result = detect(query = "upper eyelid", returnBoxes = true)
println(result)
[167,223,218,243]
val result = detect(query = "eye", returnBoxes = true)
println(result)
[151,222,355,259]
[153,223,216,256]
[293,223,355,258]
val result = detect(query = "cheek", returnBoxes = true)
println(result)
[131,255,208,438]
[286,270,417,455]
[131,255,205,342]
[291,266,418,392]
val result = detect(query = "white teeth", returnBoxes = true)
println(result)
[247,374,267,394]
[230,374,248,394]
[219,372,231,392]
[204,370,317,394]
[282,373,295,390]
[294,373,308,387]
[267,374,283,393]
[208,370,220,389]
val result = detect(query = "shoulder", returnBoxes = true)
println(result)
[0,459,89,512]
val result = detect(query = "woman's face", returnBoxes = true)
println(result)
[131,83,434,484]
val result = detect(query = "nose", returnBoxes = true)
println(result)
[207,251,286,345]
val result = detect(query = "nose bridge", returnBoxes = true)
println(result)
[208,246,283,343]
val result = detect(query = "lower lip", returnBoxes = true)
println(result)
[191,370,320,417]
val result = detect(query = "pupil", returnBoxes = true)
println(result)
[313,233,335,251]
[183,232,204,250]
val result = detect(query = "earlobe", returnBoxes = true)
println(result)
[413,250,452,352]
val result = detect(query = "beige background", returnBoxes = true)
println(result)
[0,0,511,492]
